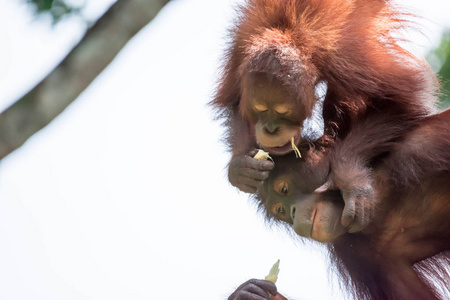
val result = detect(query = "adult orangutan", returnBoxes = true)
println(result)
[211,0,437,233]
[231,110,450,299]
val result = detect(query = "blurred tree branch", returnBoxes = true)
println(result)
[0,0,169,160]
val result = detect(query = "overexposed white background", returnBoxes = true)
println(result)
[0,0,448,299]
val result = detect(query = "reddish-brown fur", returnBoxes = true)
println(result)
[213,0,437,133]
[323,111,450,299]
[211,0,449,299]
[252,111,450,299]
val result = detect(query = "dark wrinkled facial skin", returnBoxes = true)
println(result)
[291,191,347,243]
[261,151,347,243]
[243,73,313,155]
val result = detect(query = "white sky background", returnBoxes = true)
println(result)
[0,0,448,299]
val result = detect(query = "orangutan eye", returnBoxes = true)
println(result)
[272,203,287,216]
[281,184,288,194]
[274,181,289,195]
[274,103,291,115]
[254,103,268,112]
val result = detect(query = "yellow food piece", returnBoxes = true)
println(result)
[291,137,302,158]
[264,259,280,283]
[254,149,272,161]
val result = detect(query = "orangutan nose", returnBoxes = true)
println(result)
[291,205,296,220]
[264,123,280,135]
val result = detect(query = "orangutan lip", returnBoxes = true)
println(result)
[263,138,294,154]
[346,219,356,232]
[310,208,317,238]
[261,133,301,155]
[275,140,291,148]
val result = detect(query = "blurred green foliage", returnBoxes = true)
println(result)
[26,0,82,23]
[427,30,450,109]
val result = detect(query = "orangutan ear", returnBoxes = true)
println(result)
[301,81,327,142]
